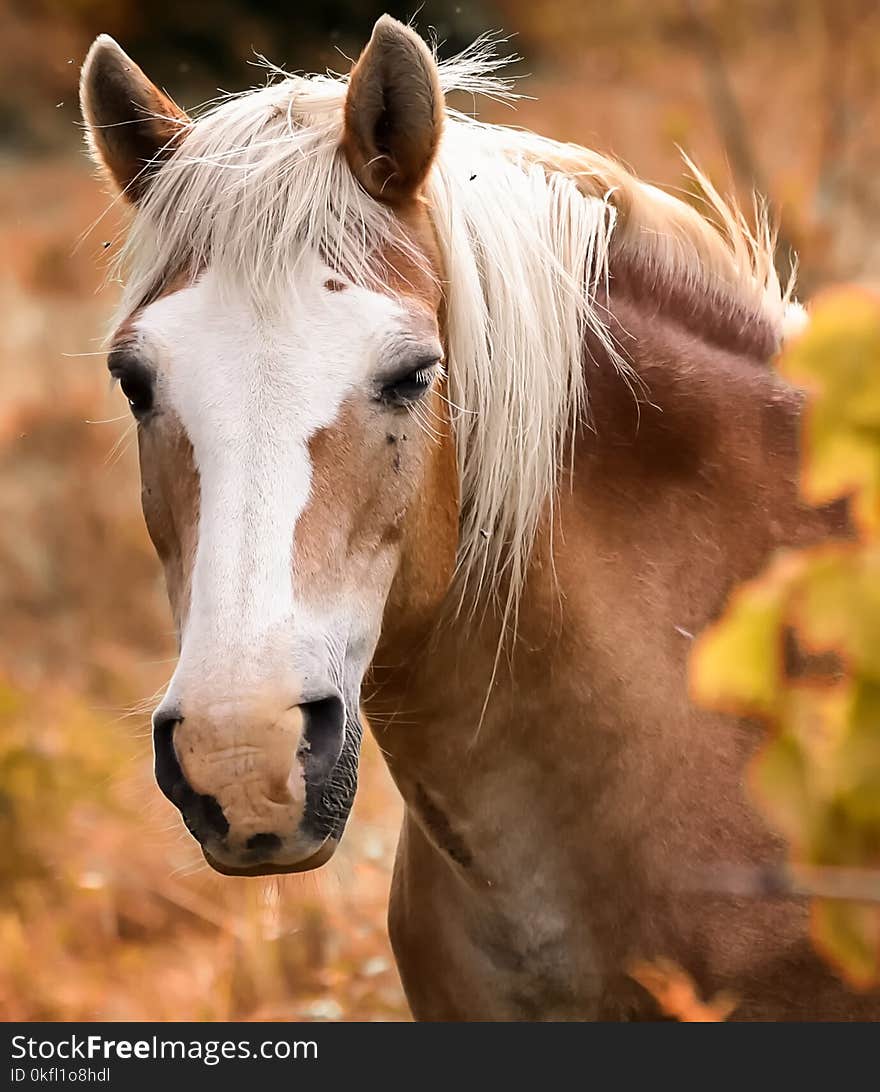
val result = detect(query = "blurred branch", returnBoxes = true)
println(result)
[684,863,880,903]
[684,0,765,197]
[684,0,798,287]
[814,3,852,223]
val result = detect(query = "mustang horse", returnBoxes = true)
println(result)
[79,16,876,1019]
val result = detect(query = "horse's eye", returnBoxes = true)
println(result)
[380,359,441,407]
[109,349,155,419]
[119,371,154,416]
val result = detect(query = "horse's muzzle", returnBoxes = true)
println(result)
[151,692,360,875]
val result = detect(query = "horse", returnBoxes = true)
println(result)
[78,15,879,1020]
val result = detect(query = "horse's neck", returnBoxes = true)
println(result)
[368,281,860,1020]
[368,281,837,823]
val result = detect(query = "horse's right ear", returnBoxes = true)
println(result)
[79,35,189,204]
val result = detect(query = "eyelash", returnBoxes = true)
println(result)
[380,361,442,407]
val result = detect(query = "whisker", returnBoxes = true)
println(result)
[103,421,136,467]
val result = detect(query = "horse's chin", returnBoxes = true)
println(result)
[202,839,337,877]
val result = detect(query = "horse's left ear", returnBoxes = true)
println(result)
[79,35,189,203]
[343,15,443,203]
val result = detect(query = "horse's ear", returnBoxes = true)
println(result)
[79,35,189,204]
[343,16,443,203]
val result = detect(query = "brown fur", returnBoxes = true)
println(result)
[367,280,879,1021]
[86,20,880,1020]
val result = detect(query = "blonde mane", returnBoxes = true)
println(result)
[114,42,793,612]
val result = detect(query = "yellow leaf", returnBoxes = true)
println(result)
[690,290,880,987]
[781,289,880,531]
[749,734,812,846]
[812,899,880,991]
[795,546,880,679]
[691,554,801,717]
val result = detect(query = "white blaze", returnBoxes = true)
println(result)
[135,254,407,698]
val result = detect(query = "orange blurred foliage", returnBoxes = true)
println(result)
[1,1,878,1021]
[630,959,737,1022]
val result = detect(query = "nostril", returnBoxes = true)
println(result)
[300,694,346,782]
[246,832,281,855]
[152,712,230,841]
[152,712,184,804]
[199,794,229,837]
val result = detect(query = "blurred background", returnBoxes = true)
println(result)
[0,0,877,1021]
